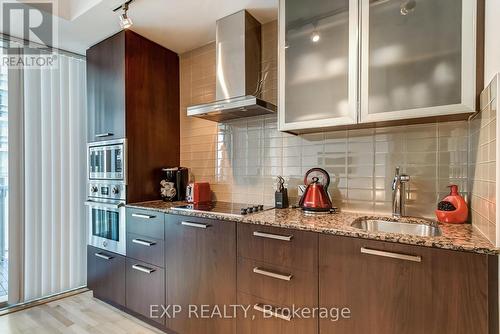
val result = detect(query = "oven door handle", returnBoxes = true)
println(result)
[84,200,125,209]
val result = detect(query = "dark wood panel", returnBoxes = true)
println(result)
[126,232,164,268]
[488,255,499,334]
[87,245,126,307]
[86,245,97,291]
[237,223,318,272]
[319,235,493,334]
[426,246,492,334]
[125,258,165,326]
[87,30,179,203]
[237,257,317,308]
[237,292,317,334]
[126,208,165,240]
[86,32,125,142]
[125,30,180,203]
[165,214,236,334]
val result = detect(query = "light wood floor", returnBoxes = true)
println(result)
[0,291,164,334]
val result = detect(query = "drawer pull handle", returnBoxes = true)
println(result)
[253,303,292,322]
[95,132,114,138]
[361,247,421,263]
[94,253,113,260]
[253,267,293,281]
[253,231,293,242]
[132,264,155,274]
[132,238,156,247]
[181,221,210,229]
[132,213,156,219]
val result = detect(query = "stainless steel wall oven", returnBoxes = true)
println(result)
[86,139,127,255]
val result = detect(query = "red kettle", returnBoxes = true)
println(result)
[299,168,333,212]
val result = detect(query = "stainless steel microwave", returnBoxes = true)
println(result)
[88,139,126,181]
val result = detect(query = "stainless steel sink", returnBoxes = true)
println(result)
[351,218,442,237]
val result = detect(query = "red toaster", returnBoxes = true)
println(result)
[186,182,211,204]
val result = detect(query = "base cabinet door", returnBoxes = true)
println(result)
[125,258,165,326]
[165,215,237,334]
[319,235,495,334]
[87,245,126,306]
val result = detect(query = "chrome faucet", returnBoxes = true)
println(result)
[392,166,410,218]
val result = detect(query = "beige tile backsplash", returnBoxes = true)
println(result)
[469,75,497,244]
[180,20,470,219]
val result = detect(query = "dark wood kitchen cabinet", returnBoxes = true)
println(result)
[165,214,237,334]
[125,258,165,326]
[86,30,180,202]
[319,235,498,334]
[87,245,126,307]
[237,224,319,334]
[87,32,125,141]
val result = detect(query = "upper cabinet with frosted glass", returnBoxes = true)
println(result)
[279,0,482,133]
[360,0,478,123]
[278,0,359,132]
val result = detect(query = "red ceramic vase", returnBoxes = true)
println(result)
[435,185,468,224]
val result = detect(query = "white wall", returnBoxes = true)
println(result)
[484,0,500,86]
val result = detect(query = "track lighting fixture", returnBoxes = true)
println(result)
[400,0,416,16]
[114,1,134,30]
[310,22,320,43]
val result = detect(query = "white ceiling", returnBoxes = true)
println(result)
[1,0,278,55]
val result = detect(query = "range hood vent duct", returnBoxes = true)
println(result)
[187,10,277,122]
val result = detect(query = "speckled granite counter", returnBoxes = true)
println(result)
[127,201,498,255]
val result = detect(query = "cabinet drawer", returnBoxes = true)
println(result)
[165,214,217,231]
[237,292,317,334]
[237,224,318,272]
[87,245,126,306]
[237,257,317,307]
[126,233,164,268]
[126,258,165,326]
[126,208,164,240]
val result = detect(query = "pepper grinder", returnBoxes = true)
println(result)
[275,176,289,209]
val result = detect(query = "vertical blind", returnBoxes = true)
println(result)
[22,54,87,301]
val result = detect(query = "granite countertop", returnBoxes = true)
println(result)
[127,201,498,255]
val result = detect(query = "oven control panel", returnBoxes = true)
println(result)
[88,182,126,201]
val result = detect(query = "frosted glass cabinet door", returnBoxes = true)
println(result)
[279,0,358,132]
[360,0,477,123]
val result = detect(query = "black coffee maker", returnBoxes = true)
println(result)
[161,167,189,201]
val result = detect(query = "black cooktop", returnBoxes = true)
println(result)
[172,202,272,217]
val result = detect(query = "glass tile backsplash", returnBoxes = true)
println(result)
[469,75,497,244]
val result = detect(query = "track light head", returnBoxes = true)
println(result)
[114,1,134,30]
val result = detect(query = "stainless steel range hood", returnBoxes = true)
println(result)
[187,10,277,122]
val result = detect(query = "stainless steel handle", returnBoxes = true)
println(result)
[253,304,292,322]
[132,264,155,274]
[253,231,293,242]
[95,133,114,138]
[131,213,156,219]
[132,238,156,247]
[85,201,124,209]
[181,221,210,229]
[253,267,293,281]
[361,247,421,263]
[94,253,113,260]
